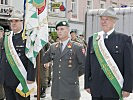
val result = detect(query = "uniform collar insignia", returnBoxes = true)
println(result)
[67,42,72,48]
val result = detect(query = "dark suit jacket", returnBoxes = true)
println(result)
[84,31,133,98]
[0,31,36,87]
[43,40,85,99]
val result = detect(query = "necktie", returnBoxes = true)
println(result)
[60,43,63,52]
[103,33,107,39]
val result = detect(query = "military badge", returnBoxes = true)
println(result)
[62,22,67,25]
[67,43,72,48]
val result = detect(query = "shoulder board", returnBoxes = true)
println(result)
[71,41,82,46]
[53,42,59,48]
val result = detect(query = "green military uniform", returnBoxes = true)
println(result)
[43,40,85,100]
[73,37,87,50]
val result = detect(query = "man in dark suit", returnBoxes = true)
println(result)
[0,10,36,100]
[43,21,85,100]
[84,7,133,100]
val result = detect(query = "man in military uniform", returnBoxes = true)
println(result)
[85,7,133,100]
[0,10,36,100]
[42,21,85,100]
[0,26,5,100]
[70,31,87,51]
[79,34,87,47]
[70,30,81,43]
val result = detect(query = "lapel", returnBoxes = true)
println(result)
[108,30,116,40]
[59,40,72,58]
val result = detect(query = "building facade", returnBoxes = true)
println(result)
[1,0,133,33]
[87,0,133,9]
[0,0,13,29]
[48,0,87,35]
[66,0,87,34]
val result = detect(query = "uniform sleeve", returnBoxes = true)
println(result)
[76,44,85,76]
[42,45,52,64]
[122,36,133,92]
[84,37,91,89]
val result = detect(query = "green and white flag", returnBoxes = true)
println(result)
[24,0,48,67]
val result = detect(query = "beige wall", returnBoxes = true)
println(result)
[66,0,87,22]
[78,0,87,22]
[66,0,71,19]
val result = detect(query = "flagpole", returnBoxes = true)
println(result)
[37,52,41,100]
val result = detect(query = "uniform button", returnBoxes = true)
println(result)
[116,51,118,53]
[59,77,61,79]
[59,65,61,67]
[18,53,21,56]
[68,65,72,67]
[59,71,61,73]
[60,59,61,61]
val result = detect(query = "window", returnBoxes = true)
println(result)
[87,0,92,9]
[101,4,104,8]
[101,0,106,1]
[71,0,78,19]
[1,0,8,5]
[100,0,105,9]
[112,2,117,8]
[1,0,4,4]
[5,0,8,5]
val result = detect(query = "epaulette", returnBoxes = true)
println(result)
[53,42,60,48]
[72,41,82,47]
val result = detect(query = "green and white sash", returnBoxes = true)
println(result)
[93,31,124,100]
[4,31,35,97]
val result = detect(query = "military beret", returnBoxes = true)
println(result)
[8,10,23,21]
[70,30,77,34]
[0,26,4,31]
[56,21,69,30]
